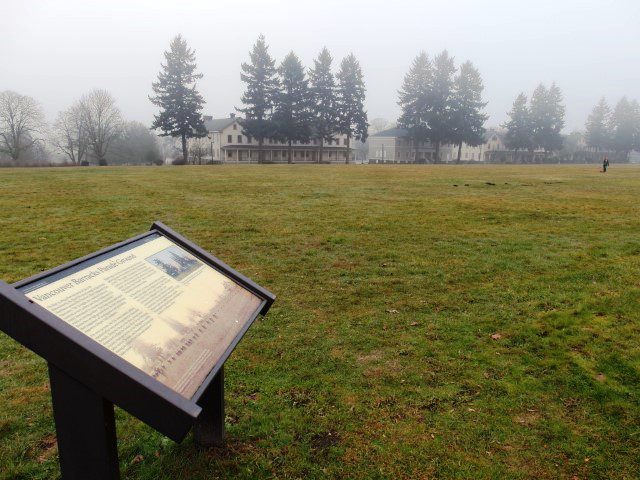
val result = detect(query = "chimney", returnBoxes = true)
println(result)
[230,113,236,119]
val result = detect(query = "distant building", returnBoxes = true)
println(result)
[203,114,350,163]
[368,127,486,163]
[368,128,436,163]
[481,128,547,163]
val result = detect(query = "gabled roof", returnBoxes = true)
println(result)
[484,127,505,142]
[371,127,407,138]
[204,117,240,132]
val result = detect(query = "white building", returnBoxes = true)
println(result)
[368,128,437,163]
[204,114,351,164]
[368,127,536,163]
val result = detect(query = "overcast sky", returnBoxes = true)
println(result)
[3,0,639,131]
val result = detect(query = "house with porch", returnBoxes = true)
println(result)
[204,114,350,163]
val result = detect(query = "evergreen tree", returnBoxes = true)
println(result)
[238,34,278,163]
[609,96,638,161]
[429,50,456,162]
[450,61,487,163]
[397,52,432,162]
[150,35,207,164]
[502,93,533,162]
[336,53,368,164]
[309,47,339,163]
[272,52,312,164]
[585,97,611,152]
[530,83,565,156]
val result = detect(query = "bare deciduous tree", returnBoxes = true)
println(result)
[0,90,46,161]
[78,89,122,165]
[51,103,88,165]
[188,136,209,164]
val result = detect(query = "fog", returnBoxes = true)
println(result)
[3,0,639,131]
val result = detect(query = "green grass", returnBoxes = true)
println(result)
[1,164,639,479]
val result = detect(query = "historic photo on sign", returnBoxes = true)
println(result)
[22,235,263,398]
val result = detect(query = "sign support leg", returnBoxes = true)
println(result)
[48,363,120,480]
[193,366,225,447]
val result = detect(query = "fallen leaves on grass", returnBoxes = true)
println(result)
[490,333,502,340]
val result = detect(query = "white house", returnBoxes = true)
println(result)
[204,114,351,163]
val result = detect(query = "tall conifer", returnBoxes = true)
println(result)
[585,97,611,152]
[336,53,368,164]
[429,50,456,162]
[450,61,487,163]
[309,47,339,163]
[609,96,638,160]
[238,35,278,163]
[397,52,432,162]
[272,52,312,163]
[150,35,207,164]
[503,93,533,162]
[530,83,565,156]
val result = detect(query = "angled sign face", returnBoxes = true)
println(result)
[19,232,263,399]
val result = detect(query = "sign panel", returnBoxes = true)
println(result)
[19,233,263,399]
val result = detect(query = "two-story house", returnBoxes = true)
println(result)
[204,114,350,163]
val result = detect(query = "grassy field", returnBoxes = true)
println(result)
[0,164,639,479]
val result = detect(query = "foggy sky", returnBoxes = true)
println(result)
[3,0,639,132]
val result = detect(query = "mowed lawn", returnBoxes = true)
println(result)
[1,164,639,479]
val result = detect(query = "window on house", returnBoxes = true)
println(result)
[247,136,252,143]
[237,135,242,143]
[227,135,232,143]
[227,151,233,158]
[343,138,348,145]
[233,124,237,130]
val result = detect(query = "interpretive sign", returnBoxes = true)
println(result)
[21,233,263,398]
[0,222,275,480]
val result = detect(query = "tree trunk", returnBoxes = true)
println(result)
[345,135,350,164]
[258,138,264,164]
[288,140,292,164]
[456,143,462,163]
[435,142,440,164]
[318,139,323,164]
[414,138,419,163]
[181,133,188,164]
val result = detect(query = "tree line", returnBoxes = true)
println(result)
[397,50,488,163]
[0,89,162,166]
[150,34,369,164]
[584,97,640,160]
[502,84,565,162]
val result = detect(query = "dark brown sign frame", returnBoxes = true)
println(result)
[0,221,275,480]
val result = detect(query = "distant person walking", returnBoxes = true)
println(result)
[602,157,610,173]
